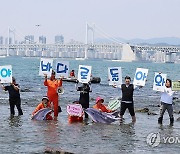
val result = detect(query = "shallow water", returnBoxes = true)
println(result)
[0,57,180,153]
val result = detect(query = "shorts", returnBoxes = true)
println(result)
[120,102,135,116]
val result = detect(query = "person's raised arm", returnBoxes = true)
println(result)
[44,74,48,86]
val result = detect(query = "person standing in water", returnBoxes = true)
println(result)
[76,82,92,118]
[113,76,141,123]
[158,79,175,126]
[44,70,63,120]
[0,77,23,116]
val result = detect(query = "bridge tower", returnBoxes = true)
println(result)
[85,23,95,59]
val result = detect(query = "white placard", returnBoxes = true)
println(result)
[78,65,92,83]
[108,67,122,86]
[55,61,69,78]
[133,68,148,86]
[0,65,12,83]
[39,58,53,77]
[153,72,167,92]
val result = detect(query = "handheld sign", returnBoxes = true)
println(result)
[108,99,120,111]
[108,67,122,86]
[172,81,180,91]
[67,104,83,117]
[39,58,53,77]
[78,65,92,83]
[56,61,69,78]
[153,72,167,92]
[0,65,12,83]
[133,68,148,86]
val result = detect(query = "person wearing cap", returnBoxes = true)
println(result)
[113,76,142,123]
[0,77,23,116]
[32,96,53,120]
[44,70,63,120]
[93,96,112,113]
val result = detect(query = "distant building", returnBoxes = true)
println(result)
[25,35,34,44]
[0,36,3,44]
[39,36,46,44]
[55,35,64,44]
[5,37,13,44]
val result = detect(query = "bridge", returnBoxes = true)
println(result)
[0,24,180,63]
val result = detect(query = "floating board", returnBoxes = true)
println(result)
[108,99,120,111]
[172,81,180,91]
[85,108,120,124]
[67,104,83,117]
[31,108,52,120]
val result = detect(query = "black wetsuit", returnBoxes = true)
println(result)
[77,84,91,118]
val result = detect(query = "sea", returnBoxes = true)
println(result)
[0,56,180,154]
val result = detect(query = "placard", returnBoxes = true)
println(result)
[108,67,122,86]
[172,81,180,91]
[153,72,167,92]
[0,65,12,83]
[78,65,92,83]
[67,104,83,117]
[133,68,148,86]
[56,61,69,78]
[39,58,53,77]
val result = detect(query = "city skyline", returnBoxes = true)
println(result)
[0,0,180,43]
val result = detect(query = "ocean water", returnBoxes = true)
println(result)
[0,56,180,154]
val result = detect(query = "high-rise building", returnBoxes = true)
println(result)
[0,36,3,44]
[39,36,46,44]
[55,35,64,44]
[25,35,34,44]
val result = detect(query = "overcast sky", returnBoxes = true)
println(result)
[0,0,180,43]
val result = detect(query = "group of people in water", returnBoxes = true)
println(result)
[0,70,177,126]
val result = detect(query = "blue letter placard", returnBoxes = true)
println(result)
[39,58,53,77]
[78,65,92,83]
[0,65,12,83]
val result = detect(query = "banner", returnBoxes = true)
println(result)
[0,65,12,83]
[133,68,148,86]
[67,104,83,117]
[56,61,69,78]
[108,67,122,86]
[78,65,92,83]
[153,72,167,92]
[39,58,53,77]
[108,99,120,111]
[172,81,180,91]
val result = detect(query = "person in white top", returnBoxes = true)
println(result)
[158,79,174,125]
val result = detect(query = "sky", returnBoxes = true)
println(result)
[0,0,180,43]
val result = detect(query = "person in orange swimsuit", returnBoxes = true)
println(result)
[32,96,53,120]
[93,96,113,113]
[44,70,63,120]
[68,101,84,123]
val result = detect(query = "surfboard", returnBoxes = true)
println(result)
[85,108,120,124]
[31,108,52,120]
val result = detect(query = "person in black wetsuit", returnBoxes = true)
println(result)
[76,82,92,118]
[0,77,23,116]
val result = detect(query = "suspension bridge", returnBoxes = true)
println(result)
[0,24,180,63]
